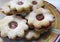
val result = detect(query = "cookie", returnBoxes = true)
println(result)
[7,0,32,14]
[26,31,40,40]
[27,0,44,9]
[0,16,28,39]
[1,0,44,15]
[1,6,11,15]
[25,8,55,29]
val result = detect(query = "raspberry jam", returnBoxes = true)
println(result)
[8,21,18,29]
[32,1,37,5]
[36,14,44,21]
[17,1,23,5]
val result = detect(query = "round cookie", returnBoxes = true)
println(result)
[25,8,55,29]
[0,15,28,39]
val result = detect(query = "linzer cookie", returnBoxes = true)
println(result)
[0,16,28,39]
[25,8,55,29]
[7,0,32,14]
[0,0,44,15]
[27,0,44,9]
[1,6,11,15]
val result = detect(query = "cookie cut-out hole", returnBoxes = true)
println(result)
[32,1,37,5]
[36,14,44,21]
[8,21,18,29]
[17,1,23,5]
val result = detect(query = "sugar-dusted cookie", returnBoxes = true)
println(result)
[1,6,12,15]
[25,8,55,29]
[7,0,32,14]
[27,0,44,9]
[0,16,28,39]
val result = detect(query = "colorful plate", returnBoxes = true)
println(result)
[38,1,60,42]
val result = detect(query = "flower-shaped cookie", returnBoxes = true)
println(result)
[0,16,28,39]
[7,0,32,14]
[27,0,44,9]
[26,31,40,40]
[1,6,11,15]
[25,8,55,29]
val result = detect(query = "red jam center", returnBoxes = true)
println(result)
[17,1,23,5]
[32,1,37,5]
[36,14,44,21]
[8,21,18,29]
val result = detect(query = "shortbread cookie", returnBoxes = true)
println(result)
[25,8,55,29]
[26,31,40,40]
[0,37,4,42]
[7,0,32,14]
[27,0,44,10]
[1,0,44,15]
[1,6,11,15]
[0,16,28,39]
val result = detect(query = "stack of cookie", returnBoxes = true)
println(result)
[0,0,55,40]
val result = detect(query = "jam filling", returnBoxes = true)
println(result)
[32,1,37,5]
[8,21,18,29]
[17,1,23,5]
[36,14,44,21]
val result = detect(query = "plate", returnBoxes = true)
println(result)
[37,1,60,42]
